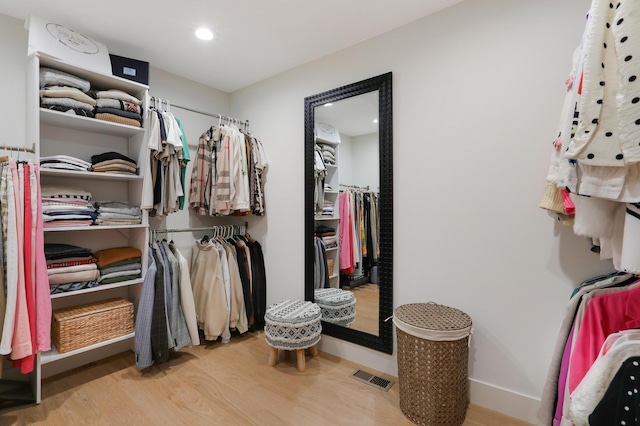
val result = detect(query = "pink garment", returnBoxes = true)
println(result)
[339,192,354,273]
[14,164,35,373]
[9,163,31,361]
[35,165,52,352]
[561,189,575,215]
[568,284,640,393]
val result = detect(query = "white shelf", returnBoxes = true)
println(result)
[40,168,142,181]
[40,109,144,137]
[329,274,339,279]
[325,247,338,253]
[44,224,146,232]
[39,54,148,93]
[324,190,339,194]
[50,278,143,299]
[315,216,339,221]
[41,333,135,365]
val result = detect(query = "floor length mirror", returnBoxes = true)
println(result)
[304,72,393,354]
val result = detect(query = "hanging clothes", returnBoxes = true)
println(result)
[189,124,268,217]
[313,236,330,289]
[314,145,327,215]
[134,251,156,369]
[168,242,200,346]
[135,240,197,368]
[190,238,228,342]
[540,0,640,272]
[338,188,379,282]
[246,237,267,330]
[0,160,51,374]
[339,191,354,274]
[142,106,189,218]
[540,5,640,421]
[189,233,260,339]
[537,272,640,425]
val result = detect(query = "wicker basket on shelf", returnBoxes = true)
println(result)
[52,298,134,353]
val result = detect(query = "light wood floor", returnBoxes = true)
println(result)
[347,283,379,335]
[0,332,533,425]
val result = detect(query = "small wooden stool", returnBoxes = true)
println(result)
[264,300,322,372]
[314,288,356,327]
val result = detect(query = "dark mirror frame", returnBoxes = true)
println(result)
[304,72,393,354]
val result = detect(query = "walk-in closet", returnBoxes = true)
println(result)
[0,0,621,424]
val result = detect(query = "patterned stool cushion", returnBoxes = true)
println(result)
[264,300,322,350]
[314,288,356,327]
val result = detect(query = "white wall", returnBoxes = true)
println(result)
[351,132,379,190]
[0,14,28,147]
[230,0,611,422]
[337,133,353,185]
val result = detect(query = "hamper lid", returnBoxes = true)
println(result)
[393,302,472,341]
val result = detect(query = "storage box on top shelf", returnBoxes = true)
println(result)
[109,54,149,85]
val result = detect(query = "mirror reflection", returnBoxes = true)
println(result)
[312,91,380,336]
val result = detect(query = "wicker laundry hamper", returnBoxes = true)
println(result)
[393,303,472,426]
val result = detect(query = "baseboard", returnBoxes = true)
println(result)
[469,379,541,425]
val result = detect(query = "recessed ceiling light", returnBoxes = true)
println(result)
[323,103,333,107]
[373,119,378,123]
[195,28,214,41]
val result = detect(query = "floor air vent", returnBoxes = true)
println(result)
[349,369,395,392]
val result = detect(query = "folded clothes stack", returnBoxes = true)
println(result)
[94,246,142,284]
[318,143,336,165]
[41,184,96,227]
[322,200,334,217]
[45,243,99,294]
[90,151,138,175]
[94,201,142,225]
[39,67,94,117]
[39,67,144,127]
[40,155,91,172]
[91,89,143,127]
[315,225,337,249]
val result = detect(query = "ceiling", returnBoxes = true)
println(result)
[315,91,378,137]
[0,0,462,93]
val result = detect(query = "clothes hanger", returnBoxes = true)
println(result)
[215,226,228,243]
[0,145,9,163]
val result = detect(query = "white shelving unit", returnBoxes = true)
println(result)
[314,137,340,288]
[49,279,144,300]
[40,333,135,365]
[40,168,144,181]
[23,53,149,403]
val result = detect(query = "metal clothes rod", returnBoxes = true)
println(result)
[149,96,249,127]
[152,222,249,235]
[339,183,370,191]
[0,144,36,154]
